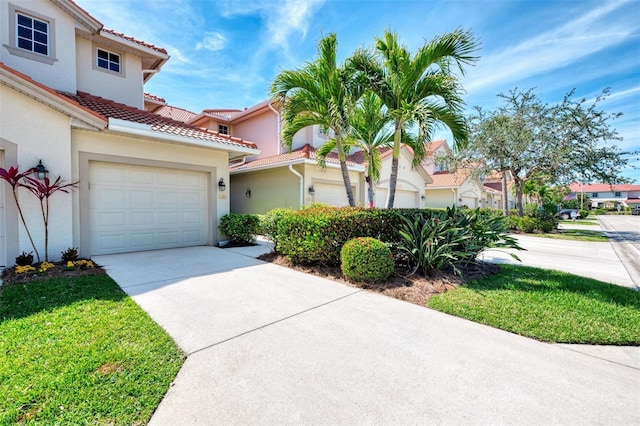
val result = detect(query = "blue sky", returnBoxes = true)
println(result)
[78,0,640,183]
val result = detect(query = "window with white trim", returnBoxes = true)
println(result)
[97,48,121,73]
[218,124,229,135]
[16,12,49,55]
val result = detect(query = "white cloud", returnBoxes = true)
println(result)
[196,32,227,51]
[465,0,637,92]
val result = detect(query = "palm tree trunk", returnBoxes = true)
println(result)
[367,179,375,208]
[335,136,355,206]
[386,122,403,208]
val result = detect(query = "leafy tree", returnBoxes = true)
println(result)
[350,29,479,207]
[317,91,394,207]
[460,88,630,216]
[271,34,361,206]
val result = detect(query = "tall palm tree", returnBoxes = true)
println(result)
[271,34,361,206]
[318,91,394,207]
[350,29,479,208]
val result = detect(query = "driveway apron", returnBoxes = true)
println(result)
[94,247,640,425]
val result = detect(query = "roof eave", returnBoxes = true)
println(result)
[107,118,260,158]
[231,158,364,175]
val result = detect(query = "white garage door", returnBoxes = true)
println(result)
[375,189,418,208]
[313,182,354,207]
[89,162,208,255]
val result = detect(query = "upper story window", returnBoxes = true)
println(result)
[592,192,598,198]
[97,48,120,73]
[614,191,621,197]
[218,124,229,135]
[16,13,49,55]
[5,5,57,65]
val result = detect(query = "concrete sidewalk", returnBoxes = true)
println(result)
[94,246,640,425]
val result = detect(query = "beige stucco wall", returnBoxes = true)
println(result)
[233,109,280,160]
[1,0,78,93]
[375,149,428,208]
[230,166,301,214]
[71,129,231,257]
[75,37,144,108]
[0,84,75,264]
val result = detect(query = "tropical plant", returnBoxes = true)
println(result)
[317,91,394,207]
[22,176,78,262]
[0,166,41,262]
[350,29,479,207]
[272,34,361,206]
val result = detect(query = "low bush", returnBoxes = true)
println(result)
[219,213,260,245]
[61,247,79,263]
[517,216,537,233]
[594,208,607,215]
[260,208,294,248]
[15,252,33,266]
[340,237,394,283]
[579,209,589,219]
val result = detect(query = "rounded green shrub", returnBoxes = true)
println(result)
[579,209,589,219]
[536,219,555,233]
[340,237,394,284]
[517,216,537,233]
[219,213,260,245]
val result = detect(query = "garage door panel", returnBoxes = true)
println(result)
[89,162,209,255]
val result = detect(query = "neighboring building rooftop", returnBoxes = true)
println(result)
[154,105,199,123]
[569,183,640,192]
[60,91,257,150]
[231,144,362,171]
[428,170,473,188]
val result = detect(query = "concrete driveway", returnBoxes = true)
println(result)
[94,246,639,425]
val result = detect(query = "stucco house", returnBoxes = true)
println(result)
[157,97,433,212]
[567,183,640,209]
[0,0,258,266]
[421,140,507,209]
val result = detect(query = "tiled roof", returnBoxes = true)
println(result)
[144,92,166,104]
[60,92,257,149]
[154,105,199,123]
[426,139,447,154]
[569,183,640,192]
[202,109,242,120]
[428,170,472,188]
[231,144,361,171]
[0,61,106,124]
[101,28,168,55]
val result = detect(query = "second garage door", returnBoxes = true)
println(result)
[89,162,208,255]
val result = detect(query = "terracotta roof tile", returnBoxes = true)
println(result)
[101,28,168,55]
[231,144,361,171]
[154,105,198,123]
[60,91,257,149]
[428,170,472,187]
[569,183,640,192]
[144,92,166,104]
[426,139,447,154]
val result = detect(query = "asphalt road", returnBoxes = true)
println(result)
[598,215,640,287]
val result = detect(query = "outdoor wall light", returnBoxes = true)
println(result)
[308,185,315,195]
[245,188,251,197]
[458,197,463,203]
[34,160,49,180]
[421,195,426,200]
[218,178,226,191]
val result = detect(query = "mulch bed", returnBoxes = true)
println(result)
[258,252,500,306]
[1,261,106,288]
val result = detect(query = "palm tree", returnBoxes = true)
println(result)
[271,34,361,206]
[318,91,394,207]
[350,29,479,208]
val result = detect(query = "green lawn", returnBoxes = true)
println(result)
[428,264,640,345]
[528,229,608,242]
[558,219,598,225]
[0,274,184,425]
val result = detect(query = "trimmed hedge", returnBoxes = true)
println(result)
[219,213,260,245]
[340,237,394,283]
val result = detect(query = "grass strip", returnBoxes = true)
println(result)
[428,264,640,345]
[0,274,184,425]
[527,229,608,242]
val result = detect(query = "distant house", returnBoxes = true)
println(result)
[421,140,507,210]
[568,183,640,209]
[0,0,258,265]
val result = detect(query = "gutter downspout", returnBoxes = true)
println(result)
[268,102,282,155]
[451,188,456,206]
[288,164,304,208]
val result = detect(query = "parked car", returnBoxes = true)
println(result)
[555,209,581,220]
[632,206,640,215]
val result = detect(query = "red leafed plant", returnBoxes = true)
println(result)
[0,166,41,262]
[22,176,78,262]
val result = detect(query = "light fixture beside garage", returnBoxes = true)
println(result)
[245,188,251,197]
[308,185,315,195]
[218,178,226,191]
[34,160,49,180]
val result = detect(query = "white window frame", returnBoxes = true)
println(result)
[96,48,122,74]
[4,4,57,65]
